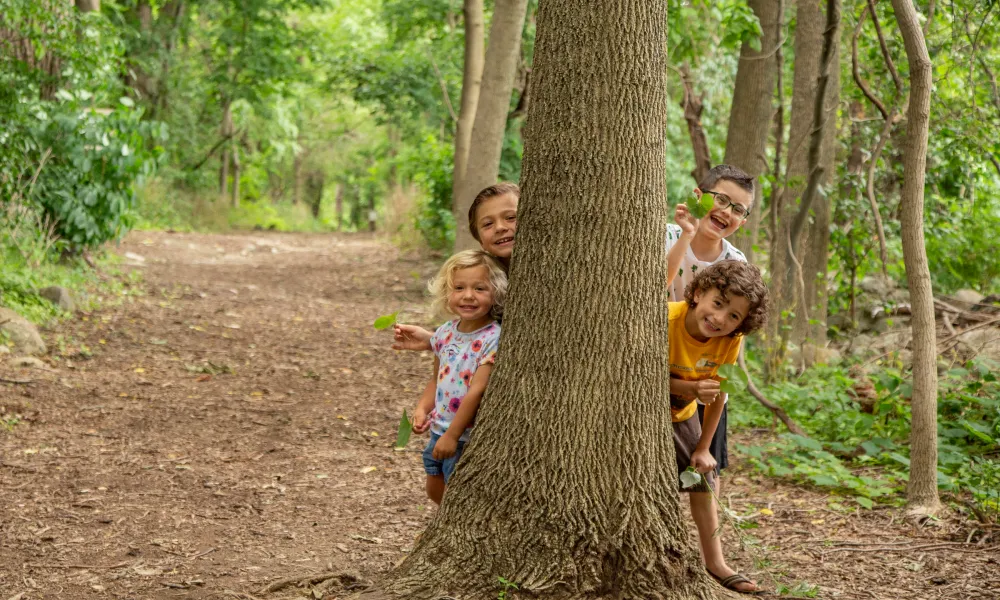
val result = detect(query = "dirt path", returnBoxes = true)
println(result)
[1,231,996,600]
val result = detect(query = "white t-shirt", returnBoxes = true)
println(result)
[665,223,747,302]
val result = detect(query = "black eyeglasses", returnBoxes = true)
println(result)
[703,190,751,218]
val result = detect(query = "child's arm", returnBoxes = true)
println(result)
[691,398,723,474]
[412,357,440,434]
[432,364,493,459]
[392,324,434,352]
[666,204,698,287]
[670,377,722,403]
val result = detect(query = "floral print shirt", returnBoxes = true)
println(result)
[429,320,501,442]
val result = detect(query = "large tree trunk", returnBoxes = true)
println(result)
[768,0,840,361]
[891,0,939,514]
[452,0,531,251]
[725,0,780,261]
[450,0,485,215]
[380,1,719,598]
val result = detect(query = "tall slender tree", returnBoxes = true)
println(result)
[890,0,939,514]
[725,0,780,261]
[452,0,530,251]
[376,0,722,597]
[449,0,485,214]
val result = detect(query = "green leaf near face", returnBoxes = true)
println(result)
[688,193,714,219]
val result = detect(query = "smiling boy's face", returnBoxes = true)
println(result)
[686,287,750,340]
[475,193,518,259]
[694,179,752,241]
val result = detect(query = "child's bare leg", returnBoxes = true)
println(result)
[426,475,445,505]
[689,491,760,593]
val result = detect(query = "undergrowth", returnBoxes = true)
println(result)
[0,245,141,325]
[732,353,1000,518]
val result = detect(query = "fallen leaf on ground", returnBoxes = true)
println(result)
[360,466,376,474]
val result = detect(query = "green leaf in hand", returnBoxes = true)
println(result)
[688,193,715,219]
[373,312,399,330]
[680,467,702,489]
[717,363,749,395]
[395,409,412,449]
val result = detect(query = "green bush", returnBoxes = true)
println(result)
[732,358,1000,514]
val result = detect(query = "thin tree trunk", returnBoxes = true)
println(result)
[768,0,840,358]
[218,100,232,201]
[891,0,939,514]
[293,147,303,205]
[725,0,780,261]
[679,66,712,184]
[75,0,99,12]
[231,145,241,208]
[379,1,719,598]
[335,185,344,231]
[450,0,485,215]
[453,0,531,251]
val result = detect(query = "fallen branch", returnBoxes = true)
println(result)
[936,316,1000,347]
[257,571,359,595]
[738,350,807,436]
[26,561,130,570]
[0,377,34,384]
[1,461,39,473]
[821,541,998,555]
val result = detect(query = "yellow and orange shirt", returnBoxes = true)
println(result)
[668,301,742,422]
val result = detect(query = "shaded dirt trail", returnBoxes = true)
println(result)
[1,231,996,600]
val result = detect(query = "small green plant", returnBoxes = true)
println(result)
[497,576,519,600]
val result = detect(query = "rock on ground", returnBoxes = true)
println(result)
[0,307,46,356]
[38,285,76,312]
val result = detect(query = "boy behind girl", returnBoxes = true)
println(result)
[669,261,768,594]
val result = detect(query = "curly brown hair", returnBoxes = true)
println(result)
[683,260,769,336]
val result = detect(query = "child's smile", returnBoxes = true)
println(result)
[686,288,750,341]
[475,193,518,259]
[448,265,495,330]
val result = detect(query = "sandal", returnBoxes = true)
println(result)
[708,570,765,595]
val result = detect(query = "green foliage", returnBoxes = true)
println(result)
[395,409,413,449]
[732,360,1000,515]
[28,95,165,249]
[398,134,456,250]
[497,577,519,600]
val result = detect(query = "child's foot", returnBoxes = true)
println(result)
[707,566,764,595]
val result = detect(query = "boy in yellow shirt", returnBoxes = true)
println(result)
[669,260,768,594]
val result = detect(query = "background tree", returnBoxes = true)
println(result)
[890,0,939,514]
[452,0,530,251]
[724,0,780,260]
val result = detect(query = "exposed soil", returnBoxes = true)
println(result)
[1,231,997,600]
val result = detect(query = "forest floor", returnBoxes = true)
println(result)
[1,231,997,600]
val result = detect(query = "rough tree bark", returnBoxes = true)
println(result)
[450,0,485,216]
[378,1,720,598]
[452,0,530,251]
[725,0,781,261]
[890,0,939,514]
[768,0,840,359]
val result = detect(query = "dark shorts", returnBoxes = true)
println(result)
[697,402,729,473]
[672,416,717,493]
[422,432,466,483]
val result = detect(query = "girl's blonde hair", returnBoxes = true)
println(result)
[428,250,507,321]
